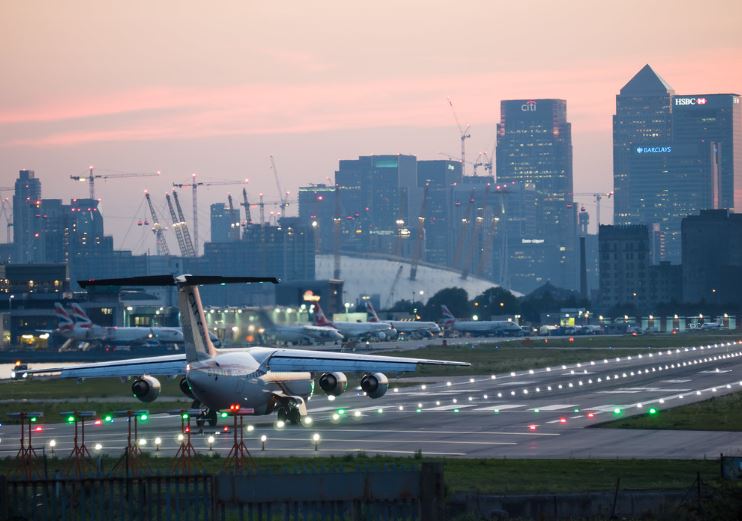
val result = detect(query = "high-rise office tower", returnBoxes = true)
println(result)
[12,170,42,263]
[496,99,578,290]
[417,160,461,266]
[298,184,336,253]
[613,65,675,225]
[612,65,740,260]
[334,155,418,255]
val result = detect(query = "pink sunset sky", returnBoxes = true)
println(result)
[1,1,741,252]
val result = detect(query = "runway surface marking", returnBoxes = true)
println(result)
[528,404,578,411]
[427,404,475,411]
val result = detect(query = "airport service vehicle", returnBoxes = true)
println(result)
[313,303,395,341]
[258,310,344,345]
[25,275,467,426]
[365,302,440,339]
[441,305,523,337]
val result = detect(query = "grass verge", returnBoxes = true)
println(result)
[0,454,719,494]
[597,391,742,431]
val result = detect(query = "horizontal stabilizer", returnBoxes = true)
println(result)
[78,274,279,288]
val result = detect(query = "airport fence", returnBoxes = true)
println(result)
[0,462,444,521]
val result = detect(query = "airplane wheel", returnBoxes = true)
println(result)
[277,407,289,422]
[287,407,301,425]
[207,409,217,427]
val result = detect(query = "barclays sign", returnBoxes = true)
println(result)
[636,146,672,154]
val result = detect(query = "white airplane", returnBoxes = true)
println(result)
[441,305,523,337]
[365,302,440,339]
[53,302,220,348]
[24,275,468,426]
[312,303,395,341]
[258,309,344,346]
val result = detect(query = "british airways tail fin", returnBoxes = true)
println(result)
[441,304,456,324]
[54,303,74,332]
[69,303,92,326]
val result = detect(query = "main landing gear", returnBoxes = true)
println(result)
[276,403,302,425]
[196,408,217,428]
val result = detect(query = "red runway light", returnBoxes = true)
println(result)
[587,412,595,419]
[528,424,537,431]
[94,419,102,425]
[559,417,567,424]
[35,426,43,432]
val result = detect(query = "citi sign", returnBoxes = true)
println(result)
[521,100,537,112]
[674,97,707,106]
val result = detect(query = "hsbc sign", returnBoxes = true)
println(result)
[674,97,708,106]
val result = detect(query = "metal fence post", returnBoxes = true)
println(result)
[420,462,445,521]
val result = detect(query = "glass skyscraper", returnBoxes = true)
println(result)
[496,99,577,290]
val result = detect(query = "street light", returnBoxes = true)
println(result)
[260,434,267,451]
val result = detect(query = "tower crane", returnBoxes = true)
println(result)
[227,194,240,240]
[572,191,613,229]
[409,181,430,281]
[269,156,290,217]
[241,188,252,229]
[165,193,190,257]
[172,174,247,255]
[144,191,170,256]
[171,190,196,257]
[70,167,159,200]
[447,98,471,176]
[384,265,405,309]
[0,198,12,243]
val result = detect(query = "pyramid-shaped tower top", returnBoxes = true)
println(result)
[620,64,674,96]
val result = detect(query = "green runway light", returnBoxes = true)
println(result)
[66,415,75,423]
[494,409,500,414]
[534,408,540,413]
[337,409,345,416]
[104,415,113,423]
[181,413,189,420]
[220,412,228,419]
[613,408,622,415]
[416,408,421,413]
[30,417,37,422]
[139,413,149,422]
[648,408,658,415]
[453,408,460,413]
[573,408,580,413]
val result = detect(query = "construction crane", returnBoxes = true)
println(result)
[269,156,290,217]
[70,167,159,200]
[241,188,252,229]
[384,265,405,309]
[332,185,342,279]
[227,194,240,240]
[172,174,247,255]
[409,181,430,281]
[171,190,197,257]
[144,191,170,256]
[447,98,471,176]
[572,192,614,229]
[0,198,12,243]
[165,193,189,257]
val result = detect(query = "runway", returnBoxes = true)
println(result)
[3,339,742,460]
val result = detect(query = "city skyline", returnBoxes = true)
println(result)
[1,1,741,253]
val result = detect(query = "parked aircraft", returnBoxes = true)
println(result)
[312,303,395,341]
[52,302,220,348]
[258,310,344,345]
[24,275,468,426]
[365,302,440,339]
[441,305,523,337]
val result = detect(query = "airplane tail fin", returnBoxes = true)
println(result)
[54,303,74,332]
[441,305,456,326]
[313,303,333,327]
[365,301,380,322]
[78,274,278,363]
[69,303,92,326]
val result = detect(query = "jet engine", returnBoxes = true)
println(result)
[131,375,161,403]
[360,372,389,399]
[179,377,194,399]
[318,372,348,396]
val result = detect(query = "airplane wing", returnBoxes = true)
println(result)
[19,354,186,379]
[256,347,469,373]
